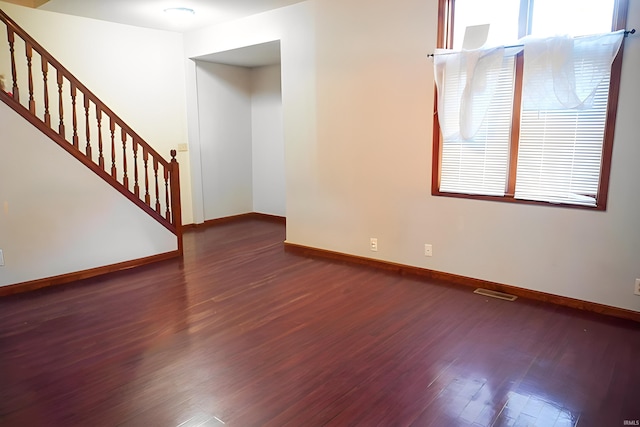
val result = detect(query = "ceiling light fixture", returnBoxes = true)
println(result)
[163,7,196,18]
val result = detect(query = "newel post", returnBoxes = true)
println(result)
[170,149,183,256]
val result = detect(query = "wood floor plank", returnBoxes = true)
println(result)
[0,218,639,427]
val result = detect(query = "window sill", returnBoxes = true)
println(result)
[431,190,607,211]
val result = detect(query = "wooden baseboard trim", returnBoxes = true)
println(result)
[248,212,287,224]
[0,250,180,297]
[183,212,286,230]
[284,242,640,324]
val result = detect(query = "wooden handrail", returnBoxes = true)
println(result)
[0,7,182,250]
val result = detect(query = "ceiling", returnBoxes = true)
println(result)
[27,0,305,33]
[3,0,301,67]
[194,40,281,67]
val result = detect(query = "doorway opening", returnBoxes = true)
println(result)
[193,40,285,221]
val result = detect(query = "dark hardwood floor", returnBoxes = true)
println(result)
[1,218,639,427]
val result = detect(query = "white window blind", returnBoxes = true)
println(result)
[514,32,623,206]
[437,54,516,196]
[515,76,610,205]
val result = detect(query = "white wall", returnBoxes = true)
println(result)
[195,61,254,219]
[0,102,177,286]
[185,2,315,225]
[251,64,285,216]
[0,1,193,224]
[184,0,640,313]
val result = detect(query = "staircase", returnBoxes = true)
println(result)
[0,9,183,275]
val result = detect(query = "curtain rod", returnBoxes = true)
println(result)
[427,28,636,58]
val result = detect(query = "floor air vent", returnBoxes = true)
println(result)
[473,288,517,301]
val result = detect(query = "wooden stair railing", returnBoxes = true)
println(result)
[0,8,182,255]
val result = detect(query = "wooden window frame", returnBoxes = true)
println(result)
[431,0,629,210]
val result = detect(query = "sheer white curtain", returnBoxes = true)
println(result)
[521,31,624,110]
[434,46,507,141]
[433,31,623,140]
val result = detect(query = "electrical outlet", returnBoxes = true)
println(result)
[370,238,378,252]
[635,278,640,296]
[424,244,433,257]
[0,249,4,266]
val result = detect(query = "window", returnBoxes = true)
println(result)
[432,0,629,209]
